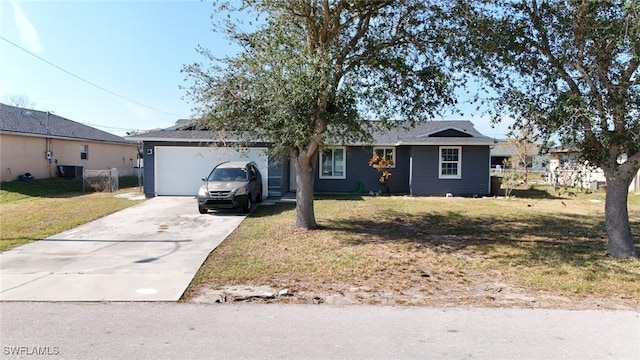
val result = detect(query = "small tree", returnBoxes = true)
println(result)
[500,159,522,197]
[368,154,393,194]
[508,124,539,185]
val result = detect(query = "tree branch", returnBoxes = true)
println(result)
[526,0,603,150]
[571,0,607,123]
[320,0,330,44]
[621,41,639,85]
[286,1,317,52]
[331,10,372,88]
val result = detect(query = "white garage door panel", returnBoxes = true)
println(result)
[155,147,268,196]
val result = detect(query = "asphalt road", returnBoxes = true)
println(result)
[1,303,638,360]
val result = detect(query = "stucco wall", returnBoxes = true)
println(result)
[1,134,138,182]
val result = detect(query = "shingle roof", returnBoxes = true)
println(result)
[126,128,242,142]
[126,119,496,146]
[365,120,496,146]
[490,142,544,157]
[0,103,132,144]
[490,143,518,157]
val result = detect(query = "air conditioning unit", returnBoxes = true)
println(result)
[57,165,84,178]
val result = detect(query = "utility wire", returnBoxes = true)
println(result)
[79,122,147,132]
[1,35,186,118]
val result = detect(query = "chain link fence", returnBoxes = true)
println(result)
[83,168,119,192]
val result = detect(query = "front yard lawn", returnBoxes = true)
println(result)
[187,186,640,309]
[0,177,144,251]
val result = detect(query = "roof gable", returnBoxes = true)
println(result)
[368,120,494,146]
[423,128,473,138]
[0,103,130,144]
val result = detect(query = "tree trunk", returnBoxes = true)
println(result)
[603,170,638,258]
[293,149,318,230]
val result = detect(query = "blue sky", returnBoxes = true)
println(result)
[1,0,511,138]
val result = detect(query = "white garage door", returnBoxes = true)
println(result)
[154,146,268,196]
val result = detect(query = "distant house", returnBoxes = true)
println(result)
[548,145,640,192]
[490,142,549,172]
[0,103,138,182]
[127,120,497,198]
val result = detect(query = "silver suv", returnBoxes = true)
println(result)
[197,161,263,214]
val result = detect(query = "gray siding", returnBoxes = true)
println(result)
[267,157,288,198]
[314,146,411,194]
[410,145,490,196]
[143,143,157,197]
[140,141,490,198]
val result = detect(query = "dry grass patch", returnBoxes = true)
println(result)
[1,177,144,251]
[187,188,640,309]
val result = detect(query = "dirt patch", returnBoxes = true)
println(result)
[189,274,639,310]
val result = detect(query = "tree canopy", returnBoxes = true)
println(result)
[449,0,639,258]
[182,0,457,229]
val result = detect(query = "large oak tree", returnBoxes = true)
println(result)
[449,0,639,258]
[183,0,455,229]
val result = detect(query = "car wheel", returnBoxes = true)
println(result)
[198,206,208,214]
[242,196,252,213]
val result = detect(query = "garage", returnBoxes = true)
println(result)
[154,146,268,196]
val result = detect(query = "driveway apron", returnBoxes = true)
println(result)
[0,197,245,301]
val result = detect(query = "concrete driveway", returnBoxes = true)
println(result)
[0,197,246,302]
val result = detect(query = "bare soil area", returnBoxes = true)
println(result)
[190,275,638,310]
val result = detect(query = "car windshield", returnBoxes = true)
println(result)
[208,167,247,182]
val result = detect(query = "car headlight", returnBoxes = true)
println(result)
[234,186,247,196]
[198,187,208,196]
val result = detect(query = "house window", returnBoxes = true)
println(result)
[373,147,395,168]
[320,147,346,179]
[80,145,89,160]
[439,146,461,179]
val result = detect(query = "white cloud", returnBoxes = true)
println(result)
[10,0,42,54]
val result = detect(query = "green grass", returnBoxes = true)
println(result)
[0,176,144,251]
[188,186,640,307]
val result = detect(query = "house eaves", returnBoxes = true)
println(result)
[386,138,498,146]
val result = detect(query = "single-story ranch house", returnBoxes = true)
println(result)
[127,120,498,199]
[0,103,139,182]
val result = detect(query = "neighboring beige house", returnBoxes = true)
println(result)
[0,103,138,182]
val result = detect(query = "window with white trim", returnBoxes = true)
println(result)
[80,145,89,160]
[373,147,395,168]
[439,146,461,179]
[320,147,346,179]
